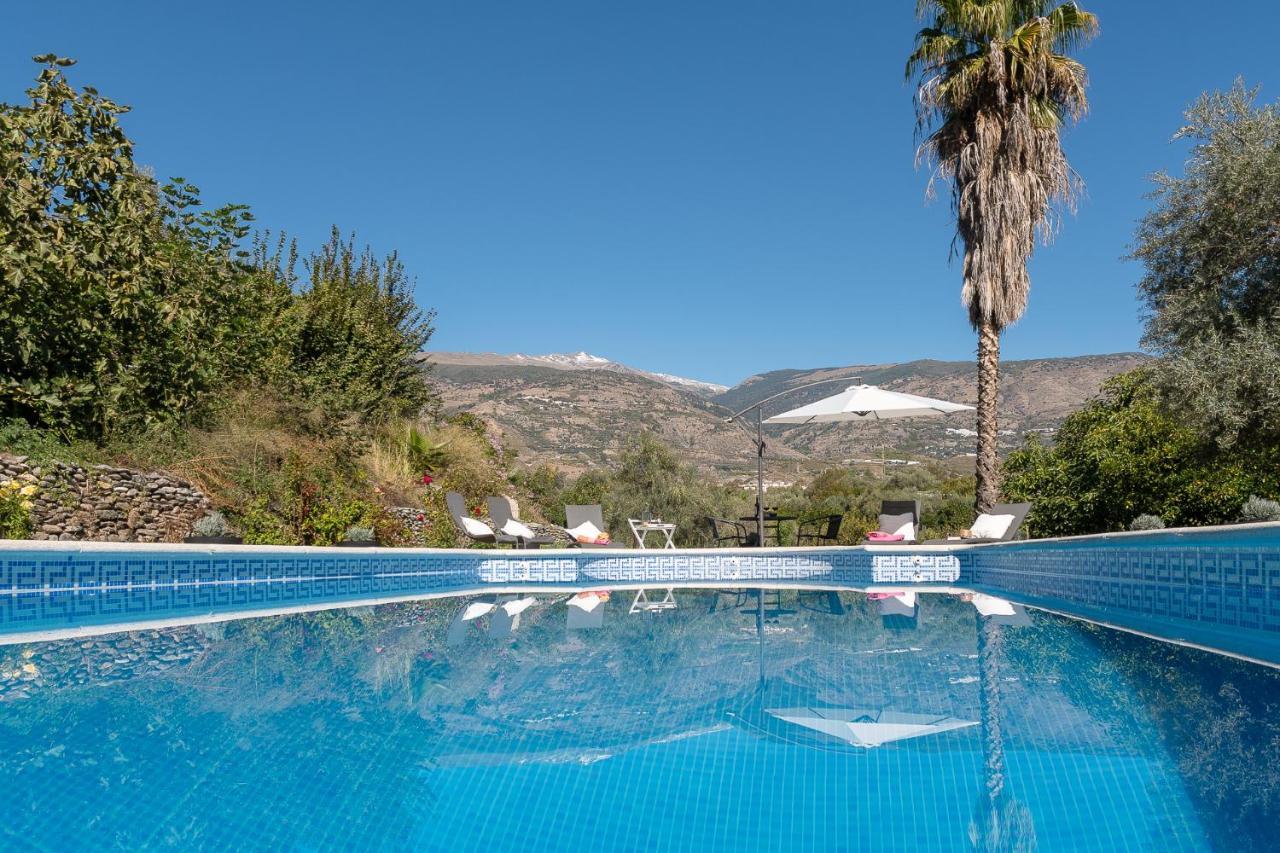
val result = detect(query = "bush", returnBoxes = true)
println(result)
[433,423,508,505]
[420,489,461,548]
[1128,514,1166,531]
[306,498,378,546]
[191,511,232,538]
[1239,496,1280,523]
[271,230,437,428]
[344,525,375,542]
[235,498,298,545]
[1003,371,1273,536]
[593,433,748,547]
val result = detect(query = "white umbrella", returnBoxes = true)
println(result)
[765,384,974,425]
[765,707,977,748]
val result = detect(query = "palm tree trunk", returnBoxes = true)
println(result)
[975,320,1001,514]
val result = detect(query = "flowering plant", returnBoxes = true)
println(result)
[0,475,38,539]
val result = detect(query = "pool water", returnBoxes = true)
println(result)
[1,590,1277,851]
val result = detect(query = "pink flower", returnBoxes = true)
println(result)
[421,473,434,485]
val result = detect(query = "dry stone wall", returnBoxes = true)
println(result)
[0,453,209,542]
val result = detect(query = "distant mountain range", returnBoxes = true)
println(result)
[428,351,729,397]
[423,350,1149,481]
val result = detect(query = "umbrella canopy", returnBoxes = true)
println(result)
[765,707,977,748]
[764,384,973,425]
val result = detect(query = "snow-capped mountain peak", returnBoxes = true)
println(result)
[514,351,613,368]
[432,351,728,397]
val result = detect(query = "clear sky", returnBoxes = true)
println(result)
[5,1,1278,385]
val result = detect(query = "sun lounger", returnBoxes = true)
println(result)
[446,492,498,545]
[486,496,557,548]
[873,590,918,629]
[923,503,1032,544]
[564,504,625,548]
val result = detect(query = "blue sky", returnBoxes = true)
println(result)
[5,1,1278,386]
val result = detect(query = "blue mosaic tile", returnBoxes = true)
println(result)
[5,526,1280,665]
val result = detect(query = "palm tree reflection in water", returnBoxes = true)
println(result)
[972,612,1037,852]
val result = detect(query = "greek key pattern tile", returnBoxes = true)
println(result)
[14,535,1279,645]
[0,546,967,634]
[972,543,1280,635]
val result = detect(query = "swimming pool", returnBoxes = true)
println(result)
[4,523,1279,665]
[2,589,1276,851]
[2,527,1279,850]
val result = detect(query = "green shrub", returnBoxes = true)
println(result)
[1003,371,1272,536]
[306,499,377,546]
[420,489,461,548]
[236,498,298,545]
[406,424,450,474]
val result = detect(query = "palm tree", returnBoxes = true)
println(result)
[908,1,1098,512]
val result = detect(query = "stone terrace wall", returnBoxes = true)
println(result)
[0,454,209,542]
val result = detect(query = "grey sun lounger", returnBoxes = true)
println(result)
[486,496,557,549]
[564,504,626,548]
[446,491,497,545]
[923,502,1033,545]
[863,500,923,545]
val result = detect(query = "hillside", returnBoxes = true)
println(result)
[427,351,1149,479]
[425,355,802,475]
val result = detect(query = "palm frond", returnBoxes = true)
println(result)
[908,0,1097,331]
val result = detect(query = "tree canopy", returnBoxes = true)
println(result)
[1002,371,1273,536]
[1133,81,1280,450]
[0,57,436,441]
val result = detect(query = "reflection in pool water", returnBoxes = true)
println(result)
[1,590,1277,851]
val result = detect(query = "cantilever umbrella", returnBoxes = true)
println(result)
[764,384,974,425]
[731,380,973,545]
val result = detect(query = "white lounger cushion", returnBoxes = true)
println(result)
[567,520,602,540]
[877,513,915,541]
[500,519,536,539]
[460,516,494,537]
[970,513,1015,540]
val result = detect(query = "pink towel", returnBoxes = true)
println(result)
[866,531,905,542]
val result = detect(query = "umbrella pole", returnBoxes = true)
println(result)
[756,408,765,547]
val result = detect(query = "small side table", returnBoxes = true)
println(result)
[628,519,677,549]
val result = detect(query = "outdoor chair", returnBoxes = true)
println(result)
[796,514,842,546]
[564,504,625,548]
[863,500,922,544]
[445,491,498,546]
[704,516,749,547]
[486,495,557,549]
[924,503,1032,544]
